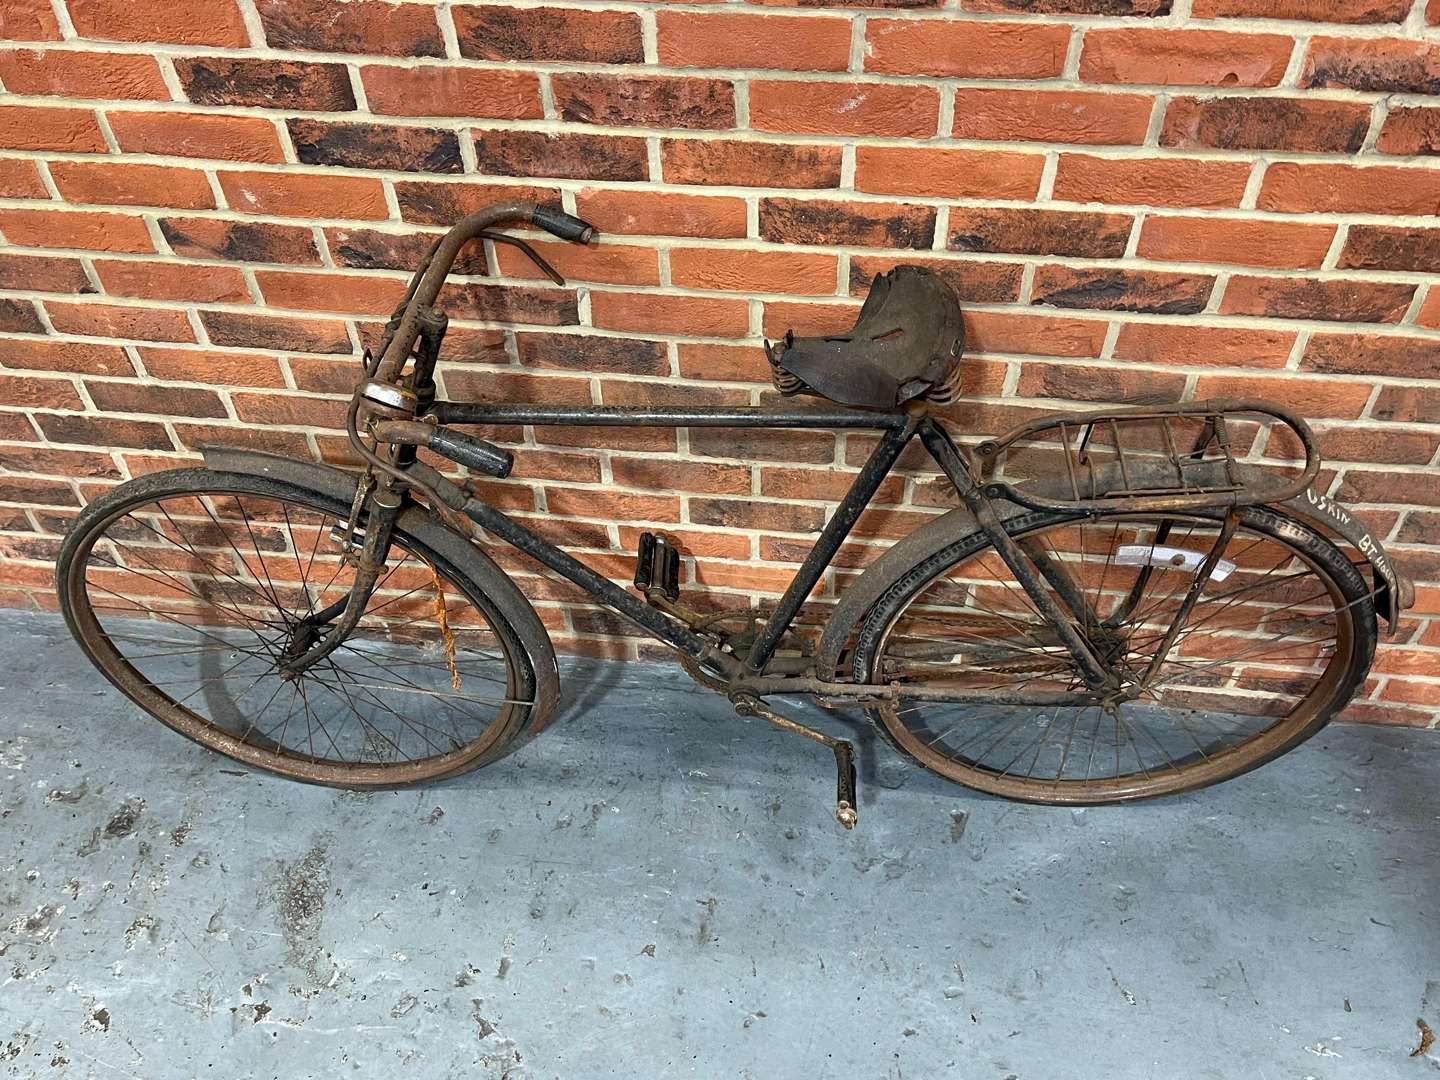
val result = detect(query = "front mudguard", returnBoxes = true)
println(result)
[813,466,1414,682]
[198,445,562,733]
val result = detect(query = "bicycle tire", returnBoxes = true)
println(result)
[851,504,1377,804]
[56,467,549,788]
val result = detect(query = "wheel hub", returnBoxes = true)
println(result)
[277,621,321,680]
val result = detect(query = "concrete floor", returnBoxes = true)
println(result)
[0,609,1436,1079]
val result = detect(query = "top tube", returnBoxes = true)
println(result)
[425,403,912,429]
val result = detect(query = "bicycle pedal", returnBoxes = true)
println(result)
[634,532,680,602]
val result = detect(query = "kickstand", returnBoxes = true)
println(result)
[730,693,858,830]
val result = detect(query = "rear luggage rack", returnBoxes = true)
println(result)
[973,398,1320,514]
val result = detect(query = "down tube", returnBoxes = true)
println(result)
[455,493,723,666]
[744,420,919,672]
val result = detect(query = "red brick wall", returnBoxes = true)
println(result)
[0,0,1437,727]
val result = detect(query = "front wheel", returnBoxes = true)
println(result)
[56,467,549,787]
[852,505,1377,804]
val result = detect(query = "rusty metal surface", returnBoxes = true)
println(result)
[1009,453,1410,632]
[1,609,1435,1078]
[976,398,1323,514]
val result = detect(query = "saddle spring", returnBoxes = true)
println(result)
[768,344,963,406]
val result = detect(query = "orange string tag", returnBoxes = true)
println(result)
[426,559,462,691]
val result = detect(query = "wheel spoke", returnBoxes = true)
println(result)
[196,496,287,617]
[281,502,317,619]
[312,660,418,763]
[307,665,454,759]
[69,485,520,781]
[869,511,1360,800]
[93,544,282,635]
[152,503,281,615]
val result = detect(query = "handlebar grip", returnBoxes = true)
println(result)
[428,426,514,480]
[530,205,596,244]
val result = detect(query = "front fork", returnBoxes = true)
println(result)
[275,473,402,678]
[278,330,440,679]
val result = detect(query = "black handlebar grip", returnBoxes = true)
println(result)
[427,427,514,480]
[530,205,596,244]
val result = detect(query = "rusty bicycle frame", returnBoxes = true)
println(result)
[257,200,1404,827]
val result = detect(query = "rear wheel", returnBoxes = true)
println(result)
[56,468,542,787]
[852,506,1376,804]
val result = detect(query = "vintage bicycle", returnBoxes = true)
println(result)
[55,201,1414,827]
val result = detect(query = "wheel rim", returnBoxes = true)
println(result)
[865,512,1358,802]
[65,485,527,784]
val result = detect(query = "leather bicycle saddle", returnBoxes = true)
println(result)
[766,265,964,411]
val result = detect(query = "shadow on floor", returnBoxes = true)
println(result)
[0,610,1435,1079]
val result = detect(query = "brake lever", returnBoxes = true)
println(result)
[479,229,567,286]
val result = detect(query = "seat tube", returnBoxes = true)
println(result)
[917,419,1114,691]
[743,419,918,673]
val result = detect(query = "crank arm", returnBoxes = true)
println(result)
[731,693,858,829]
[831,739,858,831]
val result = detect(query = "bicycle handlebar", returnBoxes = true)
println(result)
[370,200,595,385]
[532,205,595,244]
[350,200,595,517]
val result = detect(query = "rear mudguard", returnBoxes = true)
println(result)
[813,464,1413,682]
[199,446,561,731]
[1289,486,1413,623]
